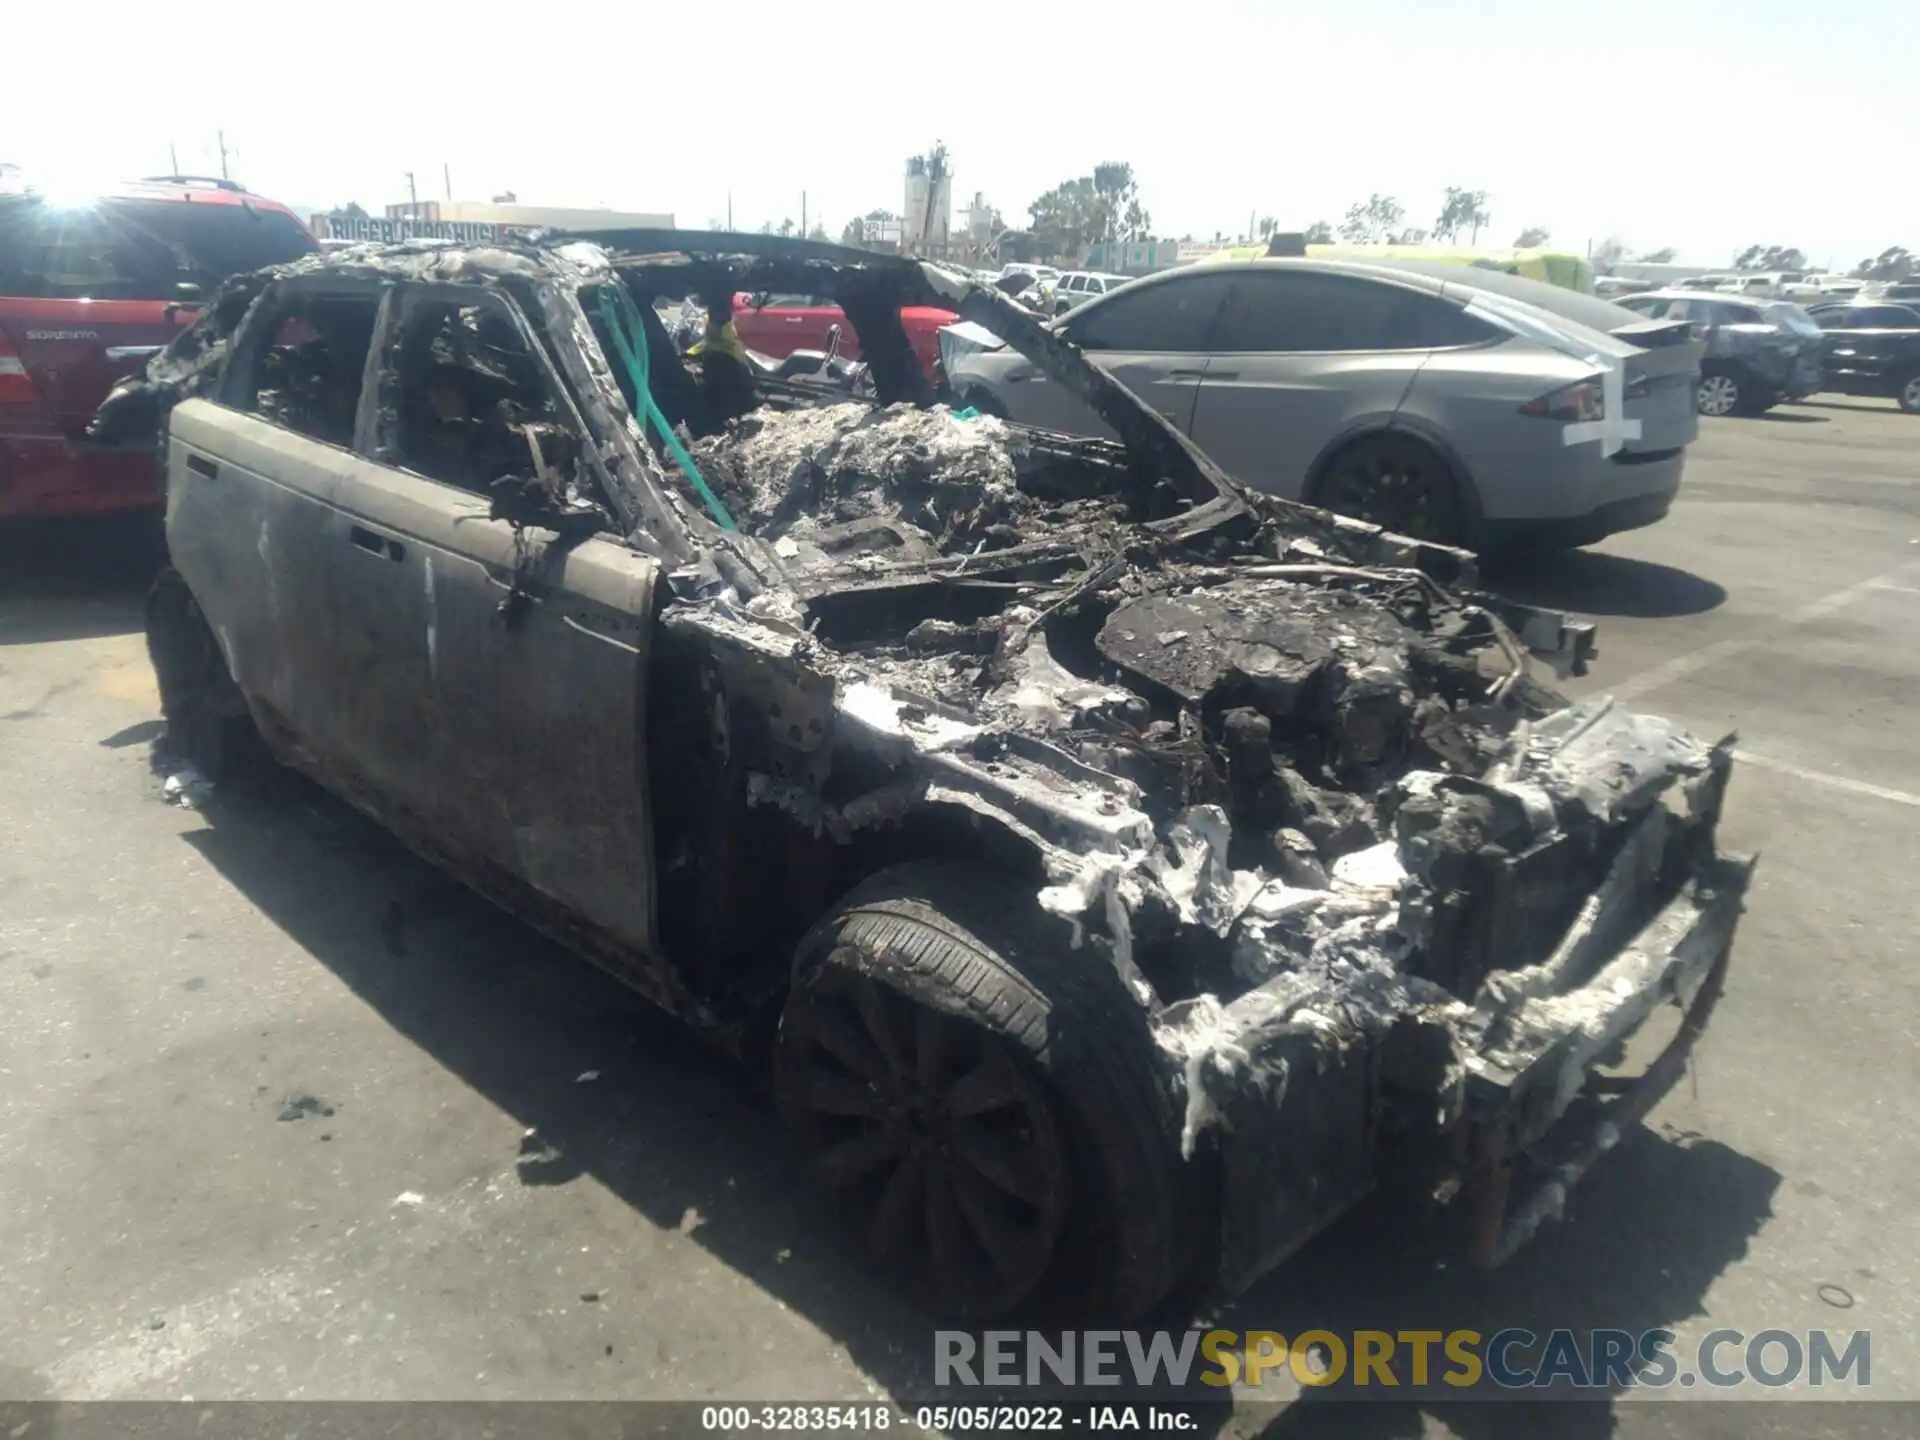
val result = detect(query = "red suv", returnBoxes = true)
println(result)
[1,176,317,517]
[730,291,956,382]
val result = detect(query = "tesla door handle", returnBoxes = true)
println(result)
[185,454,219,480]
[348,525,405,562]
[784,315,805,322]
[1168,368,1207,379]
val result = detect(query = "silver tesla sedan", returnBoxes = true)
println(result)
[944,258,1703,551]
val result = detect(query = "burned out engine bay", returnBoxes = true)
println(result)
[669,397,1739,1165]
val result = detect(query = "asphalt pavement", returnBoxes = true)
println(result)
[2,396,1916,1435]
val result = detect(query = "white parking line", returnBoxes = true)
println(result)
[1606,562,1920,703]
[1733,750,1920,809]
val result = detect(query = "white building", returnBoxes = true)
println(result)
[961,192,997,245]
[383,199,673,232]
[902,163,951,252]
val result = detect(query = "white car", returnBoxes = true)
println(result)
[1051,271,1132,315]
[1783,274,1865,301]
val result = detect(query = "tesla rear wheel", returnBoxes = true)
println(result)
[1899,373,1920,414]
[1314,433,1468,547]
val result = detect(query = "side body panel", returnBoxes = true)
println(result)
[164,400,359,752]
[1187,350,1421,500]
[961,348,1211,437]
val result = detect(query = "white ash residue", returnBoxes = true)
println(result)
[692,403,1032,550]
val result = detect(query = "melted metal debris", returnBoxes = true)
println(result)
[691,403,1070,568]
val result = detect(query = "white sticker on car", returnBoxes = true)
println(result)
[1563,352,1643,457]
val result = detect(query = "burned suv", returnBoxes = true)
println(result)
[92,232,1752,1320]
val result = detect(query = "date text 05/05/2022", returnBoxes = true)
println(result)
[700,1404,1196,1431]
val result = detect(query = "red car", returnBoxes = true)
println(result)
[729,291,956,383]
[1,175,317,517]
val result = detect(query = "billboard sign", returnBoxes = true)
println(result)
[311,212,538,244]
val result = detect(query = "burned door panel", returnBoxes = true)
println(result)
[164,400,351,752]
[411,515,660,950]
[165,279,386,762]
[342,281,661,951]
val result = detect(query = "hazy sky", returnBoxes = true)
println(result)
[10,0,1913,268]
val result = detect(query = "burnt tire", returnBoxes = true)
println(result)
[146,567,265,783]
[1311,432,1469,547]
[774,861,1190,1321]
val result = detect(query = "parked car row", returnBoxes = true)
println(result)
[1612,291,1826,415]
[1613,291,1920,414]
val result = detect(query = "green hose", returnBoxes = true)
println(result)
[595,287,737,531]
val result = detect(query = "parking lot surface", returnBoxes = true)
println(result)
[3,397,1916,1432]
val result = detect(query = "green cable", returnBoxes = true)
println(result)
[595,287,737,531]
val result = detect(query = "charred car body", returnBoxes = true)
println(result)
[92,231,1752,1320]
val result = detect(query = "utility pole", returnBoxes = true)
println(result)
[216,130,230,180]
[443,163,452,201]
[801,191,808,238]
[726,192,733,230]
[169,142,180,174]
[406,171,418,218]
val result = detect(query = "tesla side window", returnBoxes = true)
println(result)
[1210,272,1490,352]
[1066,274,1235,352]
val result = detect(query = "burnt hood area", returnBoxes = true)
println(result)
[676,394,1644,1013]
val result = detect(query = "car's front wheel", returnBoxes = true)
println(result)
[1899,371,1920,414]
[774,862,1190,1320]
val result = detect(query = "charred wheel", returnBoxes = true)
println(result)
[775,862,1190,1320]
[1313,432,1468,546]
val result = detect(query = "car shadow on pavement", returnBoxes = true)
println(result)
[1478,551,1727,620]
[1747,411,1829,424]
[1799,398,1901,416]
[1219,1127,1781,1436]
[174,766,1777,1432]
[0,514,164,646]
